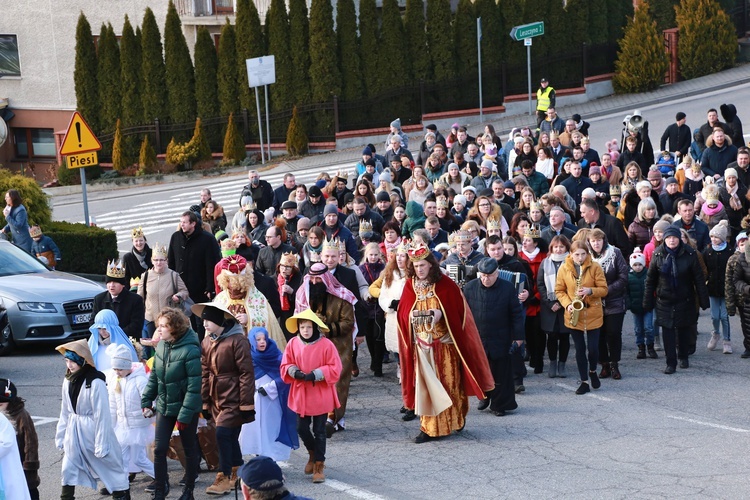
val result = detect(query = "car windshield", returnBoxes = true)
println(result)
[0,243,48,277]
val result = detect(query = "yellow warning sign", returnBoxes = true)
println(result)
[59,112,101,155]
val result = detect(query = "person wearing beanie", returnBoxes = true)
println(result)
[659,176,689,216]
[356,146,375,177]
[660,111,691,157]
[0,378,39,500]
[299,185,327,224]
[627,250,656,359]
[588,165,611,210]
[647,167,666,194]
[93,261,146,341]
[643,215,673,268]
[719,166,748,240]
[374,190,394,221]
[385,117,408,151]
[643,225,710,374]
[703,220,733,353]
[55,339,130,500]
[104,343,155,493]
[451,193,469,220]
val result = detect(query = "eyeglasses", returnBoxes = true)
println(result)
[479,203,491,208]
[152,258,166,262]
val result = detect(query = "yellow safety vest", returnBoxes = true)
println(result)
[537,87,554,111]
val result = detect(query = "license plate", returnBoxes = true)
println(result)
[72,313,91,324]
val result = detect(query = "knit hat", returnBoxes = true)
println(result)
[710,221,729,242]
[665,177,678,186]
[323,204,339,217]
[629,252,646,268]
[589,166,601,176]
[676,112,686,121]
[647,169,662,182]
[426,124,438,132]
[362,146,372,156]
[504,180,515,189]
[581,188,596,200]
[379,170,392,184]
[654,218,672,234]
[725,167,739,179]
[663,226,681,240]
[308,185,323,198]
[365,158,376,167]
[737,232,748,243]
[462,186,477,195]
[238,456,285,492]
[297,217,311,231]
[390,118,401,130]
[376,191,391,202]
[315,179,327,189]
[453,194,467,207]
[0,379,17,402]
[107,343,133,370]
[481,159,494,171]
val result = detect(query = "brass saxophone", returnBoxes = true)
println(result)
[570,271,585,327]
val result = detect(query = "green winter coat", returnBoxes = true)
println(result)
[142,328,202,423]
[401,201,426,239]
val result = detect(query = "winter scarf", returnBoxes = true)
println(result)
[712,242,728,252]
[542,252,568,301]
[661,242,682,290]
[592,244,616,274]
[702,201,725,217]
[727,183,743,211]
[66,364,105,413]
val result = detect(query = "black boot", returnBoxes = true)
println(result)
[177,485,195,500]
[111,490,130,500]
[647,344,658,359]
[637,345,646,359]
[61,485,75,500]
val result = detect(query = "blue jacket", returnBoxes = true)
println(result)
[672,216,710,251]
[3,204,32,253]
[701,141,738,177]
[31,234,62,262]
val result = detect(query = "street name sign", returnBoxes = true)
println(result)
[510,22,544,41]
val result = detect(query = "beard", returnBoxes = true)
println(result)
[310,282,328,311]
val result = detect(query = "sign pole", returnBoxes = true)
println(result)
[527,42,532,116]
[477,17,483,123]
[255,88,265,164]
[264,84,271,160]
[80,167,90,226]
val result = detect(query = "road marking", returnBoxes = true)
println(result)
[278,461,387,499]
[667,416,750,433]
[31,416,58,426]
[555,383,613,402]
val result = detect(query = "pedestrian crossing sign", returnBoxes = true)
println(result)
[59,112,101,155]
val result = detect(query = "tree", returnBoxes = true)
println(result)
[606,0,633,45]
[564,0,591,48]
[501,0,525,69]
[97,23,121,133]
[223,113,246,164]
[309,0,341,102]
[236,0,265,111]
[138,135,158,175]
[337,0,364,101]
[289,0,312,104]
[426,0,455,81]
[267,0,294,111]
[676,0,736,80]
[612,1,669,93]
[217,20,240,116]
[164,0,196,127]
[453,0,477,76]
[194,27,222,150]
[405,0,431,82]
[358,0,381,96]
[380,0,411,88]
[286,106,309,156]
[141,7,169,122]
[476,0,503,70]
[649,0,681,32]
[120,16,142,127]
[74,13,100,134]
[111,119,126,171]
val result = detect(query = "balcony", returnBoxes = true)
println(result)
[177,0,236,25]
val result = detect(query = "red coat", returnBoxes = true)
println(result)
[520,250,547,317]
[397,275,494,410]
[280,336,342,417]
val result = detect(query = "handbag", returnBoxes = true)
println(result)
[170,272,195,316]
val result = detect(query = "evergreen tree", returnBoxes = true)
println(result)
[223,113,246,164]
[289,0,312,104]
[138,135,158,175]
[194,27,222,150]
[612,1,668,93]
[111,119,126,171]
[358,0,381,95]
[649,0,681,32]
[286,106,309,156]
[74,13,100,134]
[606,0,633,44]
[267,0,294,110]
[337,0,364,101]
[588,1,608,47]
[475,0,504,70]
[309,0,341,102]
[676,0,736,79]
[453,0,477,76]
[565,0,591,47]
[217,20,240,116]
[120,15,142,127]
[405,0,431,81]
[236,0,265,111]
[97,24,121,134]
[501,0,525,69]
[192,118,213,162]
[141,7,169,122]
[426,0,455,81]
[164,0,196,127]
[380,0,411,86]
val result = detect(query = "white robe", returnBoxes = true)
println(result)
[55,375,129,491]
[378,271,406,353]
[0,412,31,500]
[238,374,291,461]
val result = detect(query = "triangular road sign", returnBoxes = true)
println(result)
[59,111,102,155]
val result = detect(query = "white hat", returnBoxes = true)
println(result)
[581,188,596,200]
[106,343,133,370]
[629,252,645,268]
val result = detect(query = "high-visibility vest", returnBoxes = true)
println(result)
[537,87,554,111]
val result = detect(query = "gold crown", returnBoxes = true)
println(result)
[129,276,141,288]
[106,259,126,279]
[396,241,409,254]
[436,197,449,209]
[337,170,349,181]
[29,225,42,238]
[433,179,449,190]
[280,251,299,268]
[359,220,373,234]
[523,224,542,240]
[407,243,431,262]
[131,227,145,239]
[153,243,168,259]
[453,230,472,243]
[486,217,503,231]
[323,237,341,252]
[242,201,256,211]
[530,201,543,212]
[609,184,622,196]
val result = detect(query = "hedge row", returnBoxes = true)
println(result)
[43,221,118,275]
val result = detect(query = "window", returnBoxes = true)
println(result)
[13,128,55,159]
[0,35,20,77]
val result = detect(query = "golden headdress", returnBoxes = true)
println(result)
[436,197,449,209]
[486,217,503,231]
[453,230,473,243]
[280,251,299,269]
[323,237,341,252]
[131,227,145,240]
[106,259,127,279]
[407,243,431,262]
[524,224,542,240]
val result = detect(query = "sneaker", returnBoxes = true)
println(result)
[575,382,590,395]
[723,340,733,354]
[589,371,601,389]
[707,332,720,351]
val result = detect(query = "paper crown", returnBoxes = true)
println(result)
[152,243,168,259]
[219,255,247,275]
[486,217,503,231]
[396,241,409,254]
[337,170,349,181]
[436,197,449,209]
[129,276,141,288]
[609,184,622,196]
[106,259,127,279]
[29,225,42,238]
[447,232,456,247]
[359,220,373,234]
[242,200,257,211]
[530,201,543,212]
[453,230,472,243]
[524,224,542,240]
[323,237,341,252]
[704,189,719,204]
[280,251,299,268]
[433,179,449,190]
[131,227,145,239]
[407,243,431,262]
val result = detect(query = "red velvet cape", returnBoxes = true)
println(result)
[397,275,494,409]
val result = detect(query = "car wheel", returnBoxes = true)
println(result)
[0,317,15,356]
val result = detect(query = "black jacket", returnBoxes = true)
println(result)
[240,179,274,212]
[721,104,745,147]
[660,123,692,156]
[272,185,296,213]
[256,243,295,278]
[344,206,386,237]
[168,227,221,303]
[298,198,326,224]
[702,245,732,298]
[92,290,145,340]
[464,276,525,359]
[578,210,633,258]
[122,246,152,286]
[254,269,283,319]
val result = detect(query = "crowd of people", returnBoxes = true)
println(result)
[4,95,750,499]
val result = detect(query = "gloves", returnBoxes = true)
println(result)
[257,387,268,397]
[390,299,400,310]
[142,407,155,418]
[303,372,316,382]
[240,410,256,422]
[293,369,306,380]
[202,411,212,422]
[176,421,188,432]
[509,342,525,357]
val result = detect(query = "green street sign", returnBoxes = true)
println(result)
[510,21,544,41]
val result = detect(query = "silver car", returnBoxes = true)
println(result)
[0,240,104,355]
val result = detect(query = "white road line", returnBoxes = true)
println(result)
[555,383,613,402]
[667,416,750,433]
[31,416,58,426]
[277,461,387,499]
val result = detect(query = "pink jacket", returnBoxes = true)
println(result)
[643,236,658,267]
[281,336,342,417]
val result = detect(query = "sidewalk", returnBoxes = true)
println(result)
[281,63,750,171]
